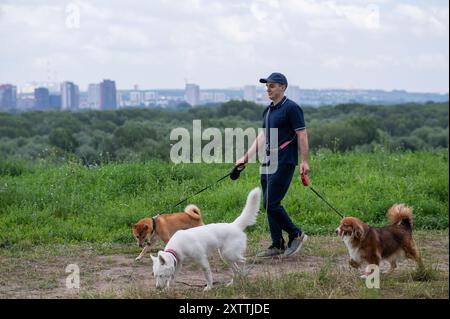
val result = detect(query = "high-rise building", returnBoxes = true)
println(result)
[185,83,200,107]
[0,84,17,110]
[100,79,117,109]
[88,83,101,109]
[34,87,50,109]
[243,85,256,102]
[49,94,62,109]
[61,81,79,110]
[287,85,301,104]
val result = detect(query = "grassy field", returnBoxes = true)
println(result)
[0,150,448,298]
[0,150,448,246]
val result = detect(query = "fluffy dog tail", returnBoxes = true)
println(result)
[184,204,202,221]
[232,187,261,231]
[388,203,413,230]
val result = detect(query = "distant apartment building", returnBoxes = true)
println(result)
[61,81,80,110]
[200,91,228,104]
[213,92,227,103]
[17,96,35,110]
[144,91,158,102]
[129,91,144,106]
[185,83,200,107]
[287,85,301,104]
[49,94,62,108]
[34,87,50,109]
[256,86,271,105]
[100,79,117,109]
[243,85,256,102]
[116,92,123,108]
[88,83,101,109]
[0,84,17,110]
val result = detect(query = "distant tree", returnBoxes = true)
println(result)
[49,128,79,153]
[216,100,263,120]
[113,121,157,148]
[76,144,99,165]
[176,102,191,110]
[394,136,425,151]
[50,111,83,134]
[91,118,117,133]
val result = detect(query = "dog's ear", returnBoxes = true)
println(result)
[158,254,167,265]
[150,254,157,263]
[353,225,364,240]
[143,224,149,231]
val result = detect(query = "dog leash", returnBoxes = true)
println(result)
[170,163,246,210]
[301,174,345,219]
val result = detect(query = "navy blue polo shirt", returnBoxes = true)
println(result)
[262,96,306,166]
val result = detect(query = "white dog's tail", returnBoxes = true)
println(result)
[232,187,261,231]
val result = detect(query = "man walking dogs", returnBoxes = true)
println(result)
[236,72,309,257]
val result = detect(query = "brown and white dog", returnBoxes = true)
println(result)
[132,205,204,261]
[336,203,423,276]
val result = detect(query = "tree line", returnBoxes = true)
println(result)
[0,101,448,165]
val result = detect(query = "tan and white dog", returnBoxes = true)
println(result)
[132,205,204,261]
[336,203,423,277]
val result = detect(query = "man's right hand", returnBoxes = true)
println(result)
[235,155,247,167]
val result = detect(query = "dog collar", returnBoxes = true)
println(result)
[145,216,158,247]
[165,248,179,266]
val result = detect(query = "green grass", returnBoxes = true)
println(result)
[0,150,448,247]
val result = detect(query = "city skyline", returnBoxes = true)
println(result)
[0,1,448,94]
[1,78,448,111]
[5,78,450,95]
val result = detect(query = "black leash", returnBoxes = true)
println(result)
[171,163,246,210]
[307,186,345,219]
[301,173,344,218]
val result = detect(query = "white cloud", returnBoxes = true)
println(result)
[395,3,449,36]
[321,55,391,70]
[250,0,280,21]
[402,53,450,70]
[215,15,255,43]
[321,53,449,72]
[0,0,448,92]
[326,3,381,30]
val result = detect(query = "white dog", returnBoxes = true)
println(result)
[151,187,261,291]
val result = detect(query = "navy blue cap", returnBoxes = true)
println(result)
[259,72,288,86]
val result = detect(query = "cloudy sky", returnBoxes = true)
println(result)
[0,0,448,92]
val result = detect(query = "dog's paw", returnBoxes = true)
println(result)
[135,256,143,262]
[203,285,213,292]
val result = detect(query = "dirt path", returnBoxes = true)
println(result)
[0,232,448,298]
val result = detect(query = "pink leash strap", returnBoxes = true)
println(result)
[270,135,296,152]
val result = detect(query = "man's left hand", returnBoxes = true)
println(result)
[300,161,309,176]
